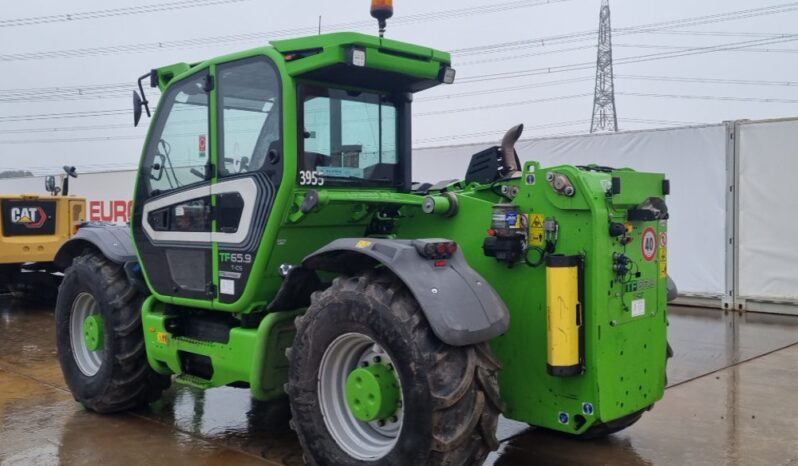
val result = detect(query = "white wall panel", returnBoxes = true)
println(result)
[737,119,798,301]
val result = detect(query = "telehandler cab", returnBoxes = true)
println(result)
[54,4,674,465]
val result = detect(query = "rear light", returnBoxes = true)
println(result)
[416,240,458,260]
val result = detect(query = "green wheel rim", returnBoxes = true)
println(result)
[317,332,404,461]
[346,364,400,422]
[83,314,104,352]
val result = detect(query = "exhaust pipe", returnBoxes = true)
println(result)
[501,124,524,177]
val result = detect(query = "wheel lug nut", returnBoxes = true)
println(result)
[390,416,398,423]
[378,420,386,427]
[387,363,394,371]
[373,355,382,363]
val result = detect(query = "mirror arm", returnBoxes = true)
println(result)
[137,73,152,117]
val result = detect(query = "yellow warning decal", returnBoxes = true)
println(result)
[658,232,668,278]
[529,213,545,247]
[355,240,373,249]
[156,332,169,344]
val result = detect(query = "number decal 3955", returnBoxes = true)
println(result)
[299,170,325,186]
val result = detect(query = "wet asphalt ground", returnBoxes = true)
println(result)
[2,298,798,465]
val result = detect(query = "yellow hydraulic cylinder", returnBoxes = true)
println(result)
[546,255,582,377]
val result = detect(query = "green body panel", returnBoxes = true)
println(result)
[394,164,668,433]
[130,31,668,432]
[141,296,300,400]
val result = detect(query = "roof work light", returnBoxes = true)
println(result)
[371,0,393,37]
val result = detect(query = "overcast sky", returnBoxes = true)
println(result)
[0,0,796,175]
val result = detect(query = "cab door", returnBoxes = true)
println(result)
[132,69,215,301]
[212,56,283,305]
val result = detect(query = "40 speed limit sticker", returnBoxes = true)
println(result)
[641,227,657,261]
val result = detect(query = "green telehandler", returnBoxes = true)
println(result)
[54,4,674,465]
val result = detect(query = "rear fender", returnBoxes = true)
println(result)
[294,238,510,347]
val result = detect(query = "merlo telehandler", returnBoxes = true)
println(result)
[54,4,674,465]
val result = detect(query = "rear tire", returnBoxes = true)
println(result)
[287,270,502,466]
[56,250,170,413]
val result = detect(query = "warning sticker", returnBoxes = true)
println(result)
[220,278,235,295]
[659,233,668,278]
[641,227,657,261]
[631,298,646,317]
[199,135,207,158]
[529,213,545,247]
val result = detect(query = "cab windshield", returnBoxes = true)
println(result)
[299,85,399,187]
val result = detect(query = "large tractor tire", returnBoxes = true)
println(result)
[56,250,170,413]
[287,270,502,466]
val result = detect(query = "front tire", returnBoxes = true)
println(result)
[287,270,502,466]
[56,251,170,413]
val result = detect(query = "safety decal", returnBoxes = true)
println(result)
[199,134,207,158]
[641,227,657,261]
[505,210,518,228]
[631,298,646,317]
[355,240,373,249]
[529,213,545,247]
[220,278,235,295]
[659,232,668,278]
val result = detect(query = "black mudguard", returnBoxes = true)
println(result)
[54,223,137,269]
[300,238,510,347]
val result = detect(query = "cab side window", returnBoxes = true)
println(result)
[145,72,210,196]
[217,57,281,177]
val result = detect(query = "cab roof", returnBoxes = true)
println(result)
[155,32,453,94]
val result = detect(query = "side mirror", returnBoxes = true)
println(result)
[133,91,143,127]
[45,176,58,195]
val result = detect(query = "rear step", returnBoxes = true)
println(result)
[175,374,213,389]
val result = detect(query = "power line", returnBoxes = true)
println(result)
[0,0,252,28]
[456,34,798,83]
[615,42,798,54]
[0,123,133,135]
[0,0,572,62]
[618,74,798,87]
[415,94,593,117]
[1,3,796,101]
[417,76,595,102]
[451,2,798,56]
[618,91,798,104]
[0,108,129,123]
[413,120,590,145]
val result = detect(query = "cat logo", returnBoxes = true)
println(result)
[10,206,47,229]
